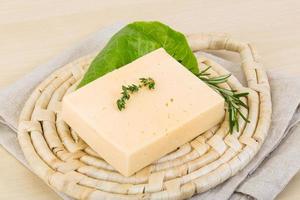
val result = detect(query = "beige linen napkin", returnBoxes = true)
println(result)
[0,23,299,200]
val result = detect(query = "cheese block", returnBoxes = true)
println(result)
[62,48,225,176]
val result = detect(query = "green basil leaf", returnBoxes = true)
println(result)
[77,21,198,88]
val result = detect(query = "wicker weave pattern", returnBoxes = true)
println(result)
[18,34,271,200]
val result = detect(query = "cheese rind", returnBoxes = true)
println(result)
[62,48,224,176]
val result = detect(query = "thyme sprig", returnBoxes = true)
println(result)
[117,77,155,111]
[197,67,250,133]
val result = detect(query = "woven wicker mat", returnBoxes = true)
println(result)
[17,33,271,200]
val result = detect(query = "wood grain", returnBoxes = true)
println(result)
[0,0,299,199]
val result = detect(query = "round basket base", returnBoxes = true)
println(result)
[18,34,271,200]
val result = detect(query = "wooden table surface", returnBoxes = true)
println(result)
[0,0,300,199]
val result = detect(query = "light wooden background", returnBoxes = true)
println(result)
[0,0,300,199]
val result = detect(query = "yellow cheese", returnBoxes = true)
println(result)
[62,48,224,176]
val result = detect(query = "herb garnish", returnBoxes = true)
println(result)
[117,77,155,111]
[197,67,250,133]
[78,21,249,133]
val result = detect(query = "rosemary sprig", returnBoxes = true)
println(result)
[117,77,155,111]
[197,67,250,133]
